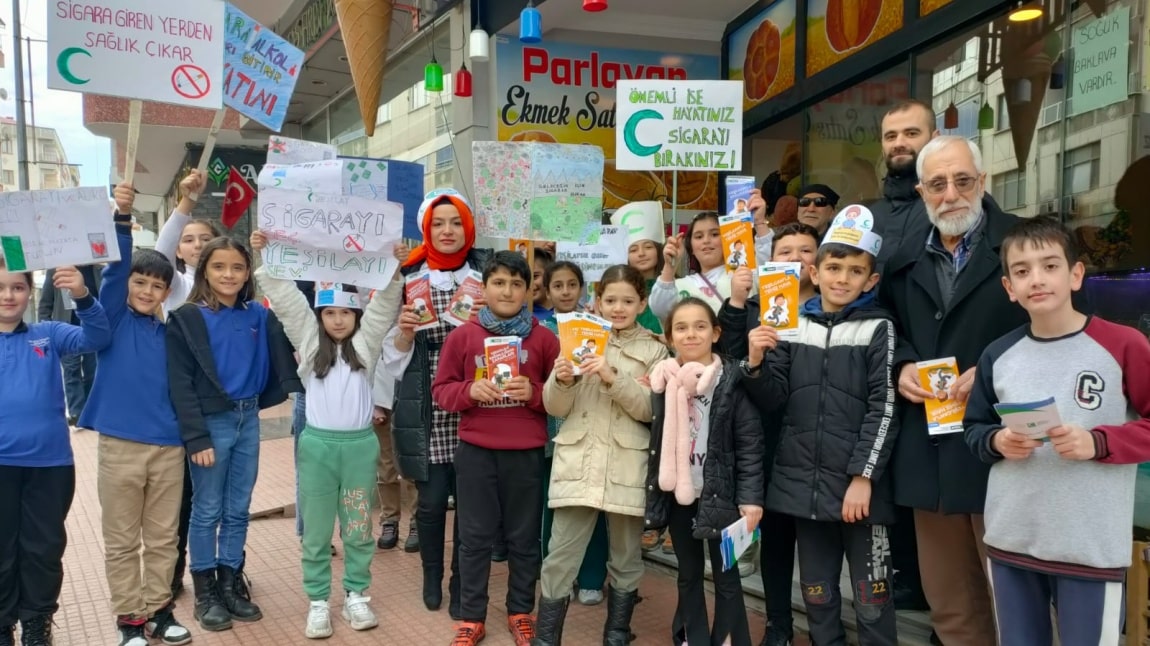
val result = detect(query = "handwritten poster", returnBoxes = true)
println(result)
[257,187,404,288]
[223,3,303,131]
[48,0,225,108]
[556,225,627,282]
[472,141,605,241]
[257,160,343,193]
[267,135,336,165]
[1068,6,1130,117]
[615,80,743,172]
[0,187,120,271]
[341,157,426,240]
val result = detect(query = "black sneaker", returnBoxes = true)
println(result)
[760,625,792,646]
[115,618,148,646]
[378,520,399,550]
[491,540,508,563]
[18,615,53,646]
[146,605,192,646]
[403,522,420,553]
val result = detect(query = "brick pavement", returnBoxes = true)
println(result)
[49,425,782,646]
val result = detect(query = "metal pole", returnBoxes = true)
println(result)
[11,0,29,190]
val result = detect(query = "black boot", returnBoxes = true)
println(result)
[532,596,569,646]
[448,572,462,620]
[217,565,262,621]
[0,624,13,646]
[603,586,638,646]
[422,567,443,611]
[19,614,53,646]
[190,570,232,632]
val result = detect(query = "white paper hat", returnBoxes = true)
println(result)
[821,204,883,257]
[314,282,363,310]
[610,201,665,247]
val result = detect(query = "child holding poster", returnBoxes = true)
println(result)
[165,237,301,632]
[384,188,491,618]
[649,213,733,324]
[154,170,221,314]
[742,207,899,646]
[252,230,403,639]
[431,251,559,646]
[0,242,113,645]
[537,265,668,646]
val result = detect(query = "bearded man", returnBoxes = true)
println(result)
[880,135,1027,646]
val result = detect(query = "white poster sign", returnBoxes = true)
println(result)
[556,225,628,282]
[615,80,743,172]
[48,0,226,108]
[257,161,343,194]
[0,187,120,272]
[257,188,404,289]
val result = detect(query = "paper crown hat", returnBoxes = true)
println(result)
[417,188,473,232]
[609,201,665,247]
[314,282,363,310]
[821,204,883,256]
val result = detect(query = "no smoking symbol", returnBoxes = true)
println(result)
[343,234,365,253]
[172,64,211,100]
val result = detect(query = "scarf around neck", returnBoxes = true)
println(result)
[478,305,534,338]
[650,355,722,504]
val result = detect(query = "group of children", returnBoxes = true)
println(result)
[0,169,1147,646]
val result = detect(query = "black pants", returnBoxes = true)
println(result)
[795,519,897,646]
[454,441,543,622]
[890,505,923,593]
[0,465,76,626]
[760,509,796,635]
[415,462,461,589]
[667,501,751,646]
[173,460,193,584]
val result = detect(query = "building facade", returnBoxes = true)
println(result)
[0,118,82,192]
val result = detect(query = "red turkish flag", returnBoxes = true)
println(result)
[221,167,254,230]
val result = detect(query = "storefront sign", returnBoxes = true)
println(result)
[48,0,226,108]
[223,4,304,132]
[1069,6,1130,117]
[806,0,902,77]
[615,80,743,173]
[495,37,719,210]
[727,1,797,111]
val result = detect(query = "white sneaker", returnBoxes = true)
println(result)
[304,600,333,639]
[577,588,604,605]
[342,591,378,631]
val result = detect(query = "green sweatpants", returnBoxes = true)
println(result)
[298,425,379,601]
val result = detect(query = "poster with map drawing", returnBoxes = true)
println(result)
[267,135,336,165]
[472,141,604,241]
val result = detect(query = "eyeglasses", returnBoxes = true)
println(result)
[798,197,833,208]
[922,176,979,195]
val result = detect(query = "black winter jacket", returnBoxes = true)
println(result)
[166,303,302,454]
[644,356,764,538]
[743,293,899,525]
[869,174,933,283]
[392,248,492,482]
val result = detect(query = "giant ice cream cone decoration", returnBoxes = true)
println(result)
[335,0,394,137]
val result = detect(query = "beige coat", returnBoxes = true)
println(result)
[543,326,669,516]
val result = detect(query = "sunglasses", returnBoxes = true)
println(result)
[922,176,979,195]
[798,197,833,208]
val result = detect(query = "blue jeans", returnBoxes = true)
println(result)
[62,352,96,419]
[188,398,261,572]
[292,393,306,537]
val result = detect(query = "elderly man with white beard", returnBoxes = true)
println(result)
[879,135,1028,646]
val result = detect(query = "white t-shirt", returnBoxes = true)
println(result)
[688,366,721,498]
[304,351,374,431]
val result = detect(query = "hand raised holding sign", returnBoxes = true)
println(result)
[53,266,89,299]
[113,182,135,215]
[661,233,685,280]
[180,170,207,201]
[730,266,754,308]
[251,230,268,252]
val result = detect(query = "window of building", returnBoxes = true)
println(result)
[435,146,453,171]
[409,83,430,111]
[42,169,58,189]
[1062,143,1100,195]
[436,114,452,136]
[996,94,1010,131]
[376,103,391,125]
[42,146,58,162]
[992,169,1026,210]
[1,138,11,154]
[2,170,13,184]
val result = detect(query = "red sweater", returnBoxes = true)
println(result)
[432,318,560,450]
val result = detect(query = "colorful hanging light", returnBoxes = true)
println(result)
[1008,1,1043,22]
[469,27,490,62]
[978,101,995,130]
[944,102,959,130]
[1014,78,1032,104]
[454,63,473,98]
[425,56,444,92]
[583,0,607,11]
[519,0,541,43]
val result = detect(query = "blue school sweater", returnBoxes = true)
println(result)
[79,225,180,446]
[200,301,269,400]
[0,293,112,467]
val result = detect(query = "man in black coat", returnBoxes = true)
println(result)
[881,135,1027,646]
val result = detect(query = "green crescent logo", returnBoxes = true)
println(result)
[617,209,646,235]
[623,109,663,158]
[56,47,91,85]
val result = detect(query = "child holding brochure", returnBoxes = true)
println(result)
[644,297,763,646]
[251,231,403,639]
[964,217,1150,645]
[536,265,668,646]
[741,208,899,646]
[649,212,733,323]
